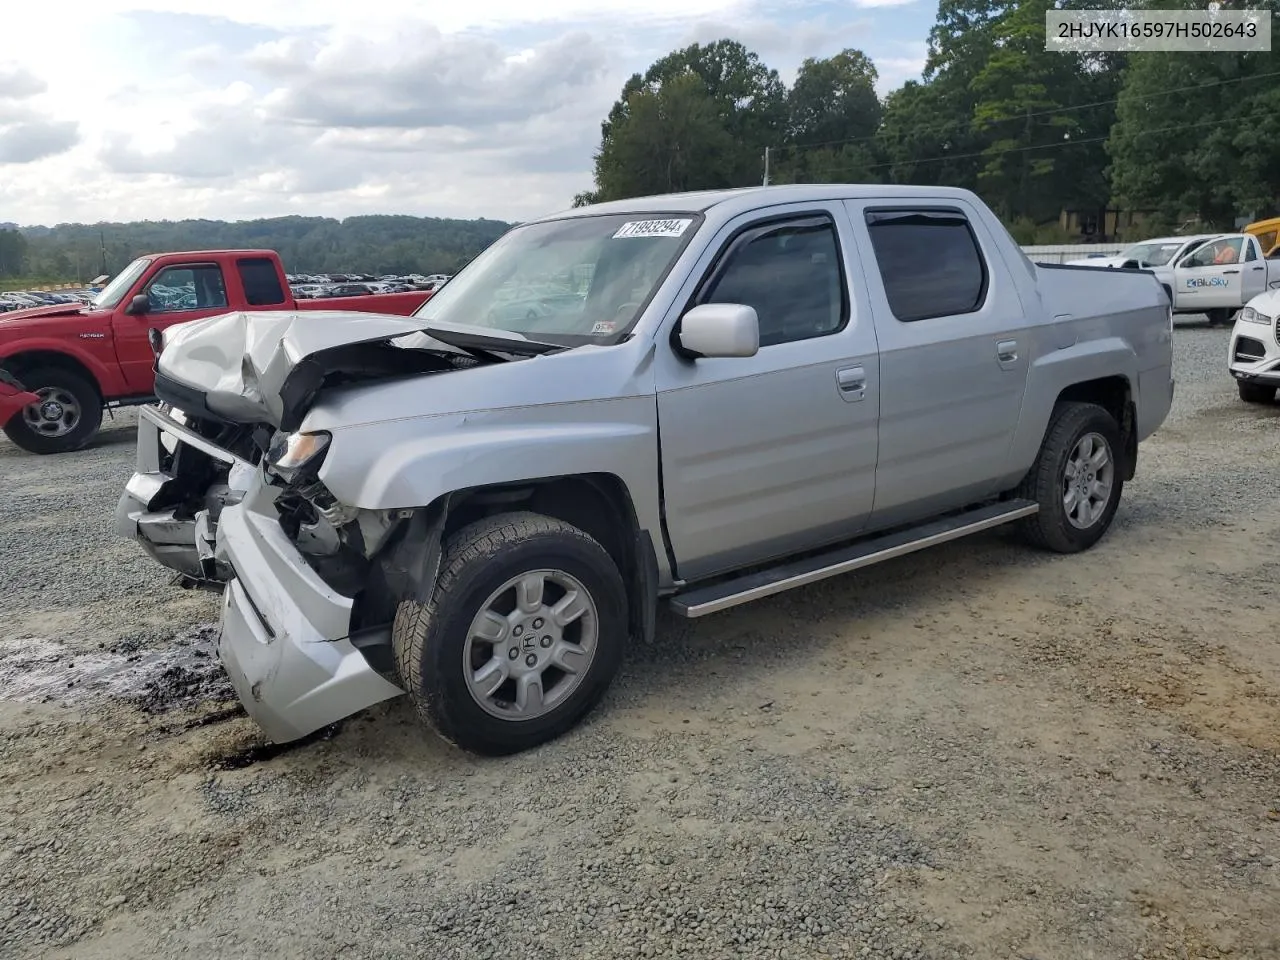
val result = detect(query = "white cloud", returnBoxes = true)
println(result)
[873,41,928,93]
[248,26,612,130]
[0,66,47,100]
[0,64,81,167]
[0,1,936,226]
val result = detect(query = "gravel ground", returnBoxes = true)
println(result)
[2,317,1279,960]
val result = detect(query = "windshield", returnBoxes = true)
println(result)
[412,212,702,344]
[1120,241,1185,266]
[92,257,153,309]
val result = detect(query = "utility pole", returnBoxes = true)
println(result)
[763,146,771,187]
[99,230,107,276]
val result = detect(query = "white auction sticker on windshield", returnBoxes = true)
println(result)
[612,218,692,239]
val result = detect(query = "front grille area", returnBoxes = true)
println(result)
[1235,336,1267,363]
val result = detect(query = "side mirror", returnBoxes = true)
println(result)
[677,303,759,358]
[125,293,151,315]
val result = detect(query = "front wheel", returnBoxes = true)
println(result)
[392,511,627,756]
[1238,381,1276,404]
[1014,401,1124,554]
[1,366,103,455]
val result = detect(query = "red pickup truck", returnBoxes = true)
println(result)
[0,249,434,454]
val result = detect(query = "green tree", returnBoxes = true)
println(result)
[879,0,1125,222]
[1108,0,1280,227]
[877,0,1007,191]
[1108,54,1232,227]
[775,49,882,183]
[968,0,1103,221]
[877,80,978,186]
[590,72,738,200]
[583,40,786,202]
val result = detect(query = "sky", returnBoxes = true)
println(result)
[0,0,934,227]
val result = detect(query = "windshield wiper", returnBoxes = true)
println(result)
[421,324,565,357]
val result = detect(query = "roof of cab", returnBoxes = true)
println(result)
[141,249,279,259]
[529,183,985,225]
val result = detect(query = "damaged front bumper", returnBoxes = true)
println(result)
[214,476,405,743]
[115,404,256,583]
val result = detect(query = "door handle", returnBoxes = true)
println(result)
[835,365,866,402]
[1252,266,1264,271]
[1223,269,1240,275]
[996,339,1019,364]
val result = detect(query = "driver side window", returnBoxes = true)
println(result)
[1185,238,1242,268]
[699,216,848,348]
[144,264,228,314]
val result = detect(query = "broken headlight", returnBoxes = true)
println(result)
[265,430,330,482]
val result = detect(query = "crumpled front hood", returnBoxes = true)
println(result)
[157,309,441,426]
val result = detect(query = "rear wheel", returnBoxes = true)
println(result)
[1238,381,1276,404]
[392,511,627,756]
[1206,308,1233,327]
[1014,401,1124,554]
[1,366,103,455]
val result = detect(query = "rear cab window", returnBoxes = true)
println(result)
[237,257,287,306]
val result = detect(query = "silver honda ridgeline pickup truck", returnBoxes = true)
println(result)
[117,185,1175,755]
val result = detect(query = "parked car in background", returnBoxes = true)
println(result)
[1167,233,1280,326]
[1227,288,1280,402]
[1066,234,1214,298]
[117,183,1173,755]
[1,292,43,311]
[0,249,435,454]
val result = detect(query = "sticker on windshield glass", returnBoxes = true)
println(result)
[591,320,617,335]
[612,218,692,239]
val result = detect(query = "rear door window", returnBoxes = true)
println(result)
[864,209,988,322]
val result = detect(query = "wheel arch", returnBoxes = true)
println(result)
[1013,340,1140,484]
[1053,375,1136,481]
[359,472,658,648]
[0,350,106,403]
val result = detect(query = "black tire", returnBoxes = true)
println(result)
[1,366,103,455]
[1014,401,1124,554]
[1206,308,1233,327]
[1238,381,1276,404]
[392,511,627,756]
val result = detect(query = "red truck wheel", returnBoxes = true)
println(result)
[1,367,103,455]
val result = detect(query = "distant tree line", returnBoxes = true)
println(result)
[575,0,1280,241]
[0,214,513,282]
